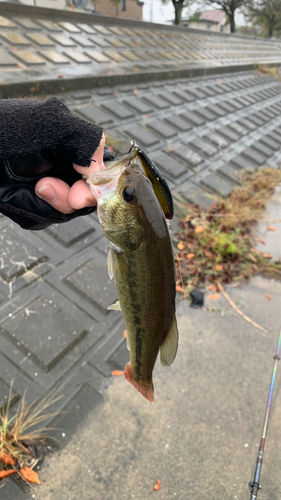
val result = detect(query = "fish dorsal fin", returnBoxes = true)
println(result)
[107,248,114,280]
[107,300,121,311]
[160,317,178,366]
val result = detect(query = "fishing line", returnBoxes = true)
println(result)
[249,322,281,499]
[172,241,201,378]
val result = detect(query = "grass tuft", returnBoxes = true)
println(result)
[175,167,281,293]
[0,382,62,468]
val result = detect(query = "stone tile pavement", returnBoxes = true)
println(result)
[1,3,281,92]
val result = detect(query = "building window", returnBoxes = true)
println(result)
[121,0,126,10]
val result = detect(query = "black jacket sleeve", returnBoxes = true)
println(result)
[0,97,116,230]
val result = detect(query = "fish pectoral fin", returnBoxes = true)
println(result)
[107,248,114,280]
[107,300,121,312]
[160,317,179,367]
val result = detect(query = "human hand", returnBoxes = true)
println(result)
[35,133,106,214]
[0,97,117,230]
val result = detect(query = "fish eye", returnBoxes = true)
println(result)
[122,186,134,203]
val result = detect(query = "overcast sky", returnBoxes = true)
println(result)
[142,0,245,26]
[142,0,183,24]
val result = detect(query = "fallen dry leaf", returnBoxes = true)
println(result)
[134,67,140,72]
[57,75,64,79]
[176,285,184,293]
[17,63,25,68]
[0,453,16,465]
[20,467,41,485]
[208,284,217,291]
[215,264,223,271]
[0,469,17,479]
[195,225,203,234]
[257,238,265,244]
[248,253,257,263]
[133,90,139,96]
[263,253,272,258]
[268,226,276,231]
[264,293,272,301]
[123,329,127,338]
[208,293,221,300]
[177,242,185,250]
[154,479,161,491]
[111,370,124,376]
[187,253,195,259]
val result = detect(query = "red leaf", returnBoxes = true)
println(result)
[0,469,17,479]
[195,225,203,234]
[111,370,124,376]
[154,479,161,491]
[215,265,223,271]
[208,293,221,300]
[257,238,265,244]
[264,293,272,301]
[263,253,272,259]
[123,330,127,338]
[268,226,276,231]
[20,466,41,485]
[187,253,195,259]
[0,453,16,465]
[177,242,184,250]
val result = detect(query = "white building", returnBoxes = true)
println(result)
[187,9,230,34]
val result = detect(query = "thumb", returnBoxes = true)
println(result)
[35,178,75,214]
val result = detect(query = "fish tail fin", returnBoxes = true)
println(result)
[124,363,154,403]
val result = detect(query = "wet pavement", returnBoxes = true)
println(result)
[255,185,281,262]
[1,4,281,500]
[5,278,280,500]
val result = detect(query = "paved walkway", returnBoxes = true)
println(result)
[6,276,280,500]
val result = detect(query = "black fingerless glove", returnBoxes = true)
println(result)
[0,97,116,230]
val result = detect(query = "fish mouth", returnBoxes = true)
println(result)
[87,152,137,200]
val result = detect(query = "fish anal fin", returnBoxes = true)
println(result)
[124,363,154,403]
[160,317,178,367]
[107,300,121,311]
[126,333,130,352]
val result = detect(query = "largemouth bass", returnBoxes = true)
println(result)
[88,146,178,403]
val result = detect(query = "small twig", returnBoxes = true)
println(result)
[217,283,268,334]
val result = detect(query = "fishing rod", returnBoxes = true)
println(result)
[249,325,281,499]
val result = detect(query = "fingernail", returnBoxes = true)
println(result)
[36,184,57,203]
